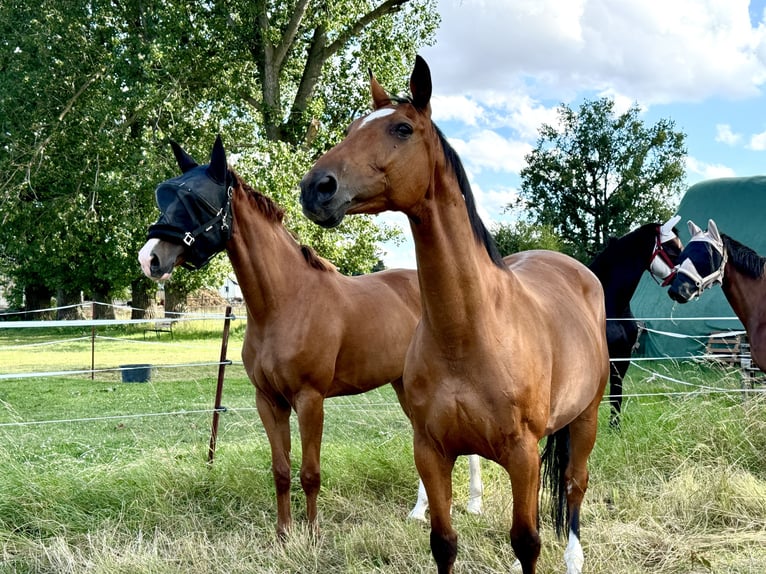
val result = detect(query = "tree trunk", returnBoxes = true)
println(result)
[24,282,54,320]
[56,289,84,320]
[91,289,115,320]
[130,276,158,320]
[164,282,187,317]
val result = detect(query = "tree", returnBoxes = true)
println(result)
[491,221,565,257]
[516,97,686,262]
[0,1,439,316]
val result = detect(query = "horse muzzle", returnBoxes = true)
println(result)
[667,276,697,304]
[138,238,184,281]
[299,169,349,228]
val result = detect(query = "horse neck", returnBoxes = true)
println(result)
[592,232,651,316]
[721,258,764,333]
[226,187,316,319]
[407,157,507,332]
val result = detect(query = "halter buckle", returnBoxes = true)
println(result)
[183,232,195,246]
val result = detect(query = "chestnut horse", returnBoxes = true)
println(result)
[589,217,682,427]
[137,136,483,536]
[668,219,766,370]
[300,56,609,574]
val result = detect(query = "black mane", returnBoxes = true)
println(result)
[723,234,766,280]
[433,123,505,269]
[588,223,657,277]
[390,95,505,269]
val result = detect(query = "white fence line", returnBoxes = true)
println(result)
[0,307,763,429]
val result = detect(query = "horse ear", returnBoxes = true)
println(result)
[409,55,432,111]
[369,69,390,110]
[170,140,198,173]
[660,214,681,241]
[687,220,702,237]
[208,134,228,184]
[707,219,721,243]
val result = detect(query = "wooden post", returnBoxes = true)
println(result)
[208,305,233,464]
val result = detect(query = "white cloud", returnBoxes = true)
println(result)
[422,0,766,106]
[448,131,532,175]
[715,124,742,145]
[748,129,766,150]
[685,156,737,180]
[430,95,484,126]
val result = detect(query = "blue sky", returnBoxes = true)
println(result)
[378,0,766,268]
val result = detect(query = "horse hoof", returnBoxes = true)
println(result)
[466,498,483,515]
[407,508,427,522]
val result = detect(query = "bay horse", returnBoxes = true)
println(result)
[300,56,609,574]
[668,219,766,371]
[136,136,483,536]
[588,218,682,427]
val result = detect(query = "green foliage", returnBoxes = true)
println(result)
[491,221,566,257]
[0,0,439,310]
[517,98,687,262]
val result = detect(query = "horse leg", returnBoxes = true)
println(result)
[409,454,481,520]
[608,357,629,429]
[295,390,325,533]
[505,437,542,574]
[562,399,601,574]
[255,388,293,538]
[414,439,457,574]
[466,454,483,514]
[408,478,430,521]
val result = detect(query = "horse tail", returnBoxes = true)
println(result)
[540,425,571,538]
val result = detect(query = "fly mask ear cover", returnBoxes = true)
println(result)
[650,214,682,283]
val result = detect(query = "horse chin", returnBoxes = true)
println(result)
[301,205,348,229]
[667,282,693,304]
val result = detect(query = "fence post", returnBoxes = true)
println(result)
[208,305,233,464]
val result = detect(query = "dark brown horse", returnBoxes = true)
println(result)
[588,218,682,427]
[300,56,609,574]
[137,136,431,538]
[668,218,766,370]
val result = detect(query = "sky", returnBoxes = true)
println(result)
[377,0,766,269]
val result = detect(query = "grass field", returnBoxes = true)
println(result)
[1,323,766,573]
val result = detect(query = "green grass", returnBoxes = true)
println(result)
[1,326,766,573]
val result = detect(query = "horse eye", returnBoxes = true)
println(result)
[392,123,413,138]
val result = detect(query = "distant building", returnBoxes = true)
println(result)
[219,275,243,302]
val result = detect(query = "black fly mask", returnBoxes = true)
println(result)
[146,135,233,270]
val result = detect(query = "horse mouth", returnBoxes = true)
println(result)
[667,284,692,304]
[301,204,348,229]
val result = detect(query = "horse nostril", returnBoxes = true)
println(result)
[315,173,338,199]
[149,254,161,274]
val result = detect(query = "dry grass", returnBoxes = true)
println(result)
[1,328,765,573]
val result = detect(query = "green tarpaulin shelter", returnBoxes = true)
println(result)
[631,175,766,359]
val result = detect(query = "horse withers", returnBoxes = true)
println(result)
[137,136,483,537]
[300,56,609,574]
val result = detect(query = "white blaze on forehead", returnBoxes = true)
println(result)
[358,107,395,129]
[138,238,161,278]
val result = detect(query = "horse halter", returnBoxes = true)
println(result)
[673,228,727,299]
[146,172,233,270]
[648,215,681,285]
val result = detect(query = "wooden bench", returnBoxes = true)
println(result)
[143,319,174,340]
